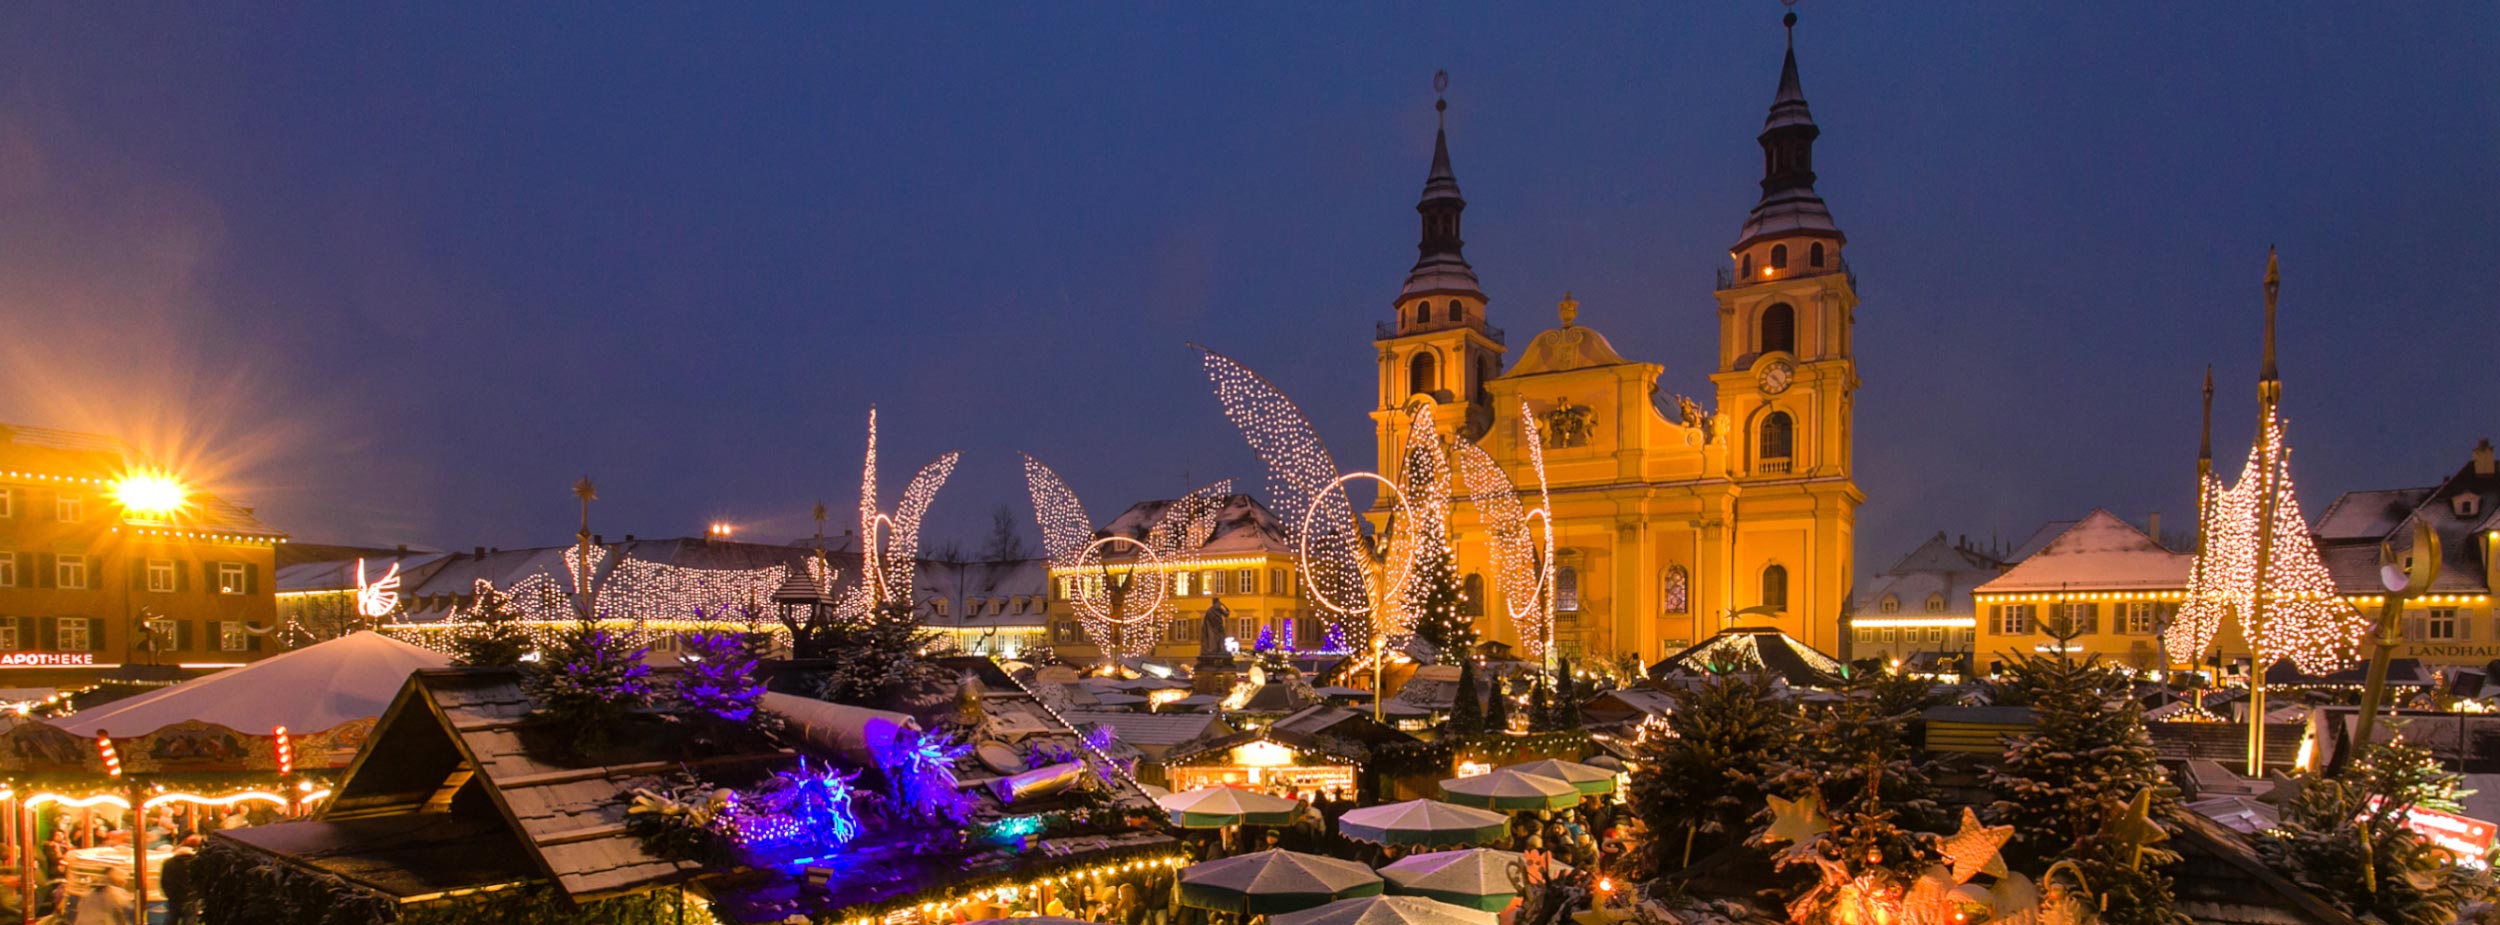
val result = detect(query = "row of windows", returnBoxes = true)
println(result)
[1464,564,1739,616]
[2409,608,2489,641]
[1876,594,1950,614]
[1051,611,1326,649]
[1856,627,1975,645]
[0,615,264,653]
[932,595,1046,618]
[1410,299,1465,327]
[0,554,258,594]
[1737,242,1829,280]
[1057,568,1297,601]
[0,488,86,523]
[1988,602,2165,636]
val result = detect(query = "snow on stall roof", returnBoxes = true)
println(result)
[1977,510,2188,593]
[56,632,450,737]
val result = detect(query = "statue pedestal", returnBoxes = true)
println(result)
[1193,658,1238,696]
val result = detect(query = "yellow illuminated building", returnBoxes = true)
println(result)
[1372,22,1860,661]
[0,424,286,677]
[1970,511,2206,675]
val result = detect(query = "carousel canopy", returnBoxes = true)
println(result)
[56,631,450,738]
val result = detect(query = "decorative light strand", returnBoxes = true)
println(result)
[1021,453,1228,660]
[2174,408,2370,673]
[841,408,962,620]
[1454,403,1557,661]
[1199,347,1374,640]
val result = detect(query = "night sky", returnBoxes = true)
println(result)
[1,4,2493,568]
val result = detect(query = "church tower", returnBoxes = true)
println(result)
[1707,12,1863,630]
[1374,76,1505,474]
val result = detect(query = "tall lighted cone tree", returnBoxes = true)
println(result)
[1022,452,1228,662]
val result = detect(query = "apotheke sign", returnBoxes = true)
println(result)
[0,652,97,668]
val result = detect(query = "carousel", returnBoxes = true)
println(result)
[0,632,445,923]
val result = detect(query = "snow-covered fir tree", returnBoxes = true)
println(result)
[1448,656,1484,735]
[1984,652,2181,925]
[522,623,654,754]
[1628,671,1795,874]
[1409,552,1476,660]
[816,602,941,706]
[1755,669,1945,917]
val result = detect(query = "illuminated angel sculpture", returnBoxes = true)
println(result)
[836,407,961,619]
[1197,346,1484,647]
[1021,452,1228,663]
[1456,401,1558,665]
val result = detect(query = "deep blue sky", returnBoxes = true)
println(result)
[1,4,2493,567]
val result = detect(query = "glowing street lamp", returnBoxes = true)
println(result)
[113,469,188,518]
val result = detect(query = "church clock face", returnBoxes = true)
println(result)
[1759,359,1795,395]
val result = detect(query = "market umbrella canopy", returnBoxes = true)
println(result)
[55,631,450,738]
[1270,895,1498,925]
[1379,849,1529,912]
[1437,770,1579,811]
[1496,759,1615,795]
[1179,849,1384,915]
[1157,786,1303,828]
[967,918,1099,925]
[1337,799,1509,847]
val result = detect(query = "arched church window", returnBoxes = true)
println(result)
[1446,300,1463,323]
[1409,351,1438,395]
[1809,242,1826,267]
[1414,302,1430,326]
[1555,566,1580,613]
[1741,254,1753,279]
[1760,411,1794,462]
[1760,303,1795,355]
[1770,244,1788,269]
[1761,564,1789,611]
[1662,566,1689,615]
[1461,573,1483,616]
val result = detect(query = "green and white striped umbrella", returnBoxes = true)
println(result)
[1336,799,1510,847]
[1496,758,1616,795]
[1269,895,1498,925]
[1156,786,1302,828]
[1378,849,1530,912]
[1178,849,1384,915]
[1437,770,1579,811]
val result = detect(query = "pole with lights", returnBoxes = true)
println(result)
[573,477,598,621]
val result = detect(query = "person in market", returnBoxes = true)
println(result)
[71,866,133,925]
[160,836,203,925]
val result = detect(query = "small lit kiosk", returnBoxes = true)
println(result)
[1158,705,1421,801]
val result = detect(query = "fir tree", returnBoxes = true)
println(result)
[1410,553,1476,660]
[1984,652,2181,925]
[523,623,655,754]
[1484,672,1512,733]
[1628,671,1794,874]
[816,602,942,706]
[1448,657,1484,736]
[2260,738,2498,925]
[1527,678,1553,731]
[1552,656,1579,727]
[675,630,765,726]
[1757,668,1946,915]
[451,582,533,668]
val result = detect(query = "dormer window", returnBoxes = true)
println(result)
[1926,594,1946,613]
[1879,595,1899,613]
[2453,494,2483,518]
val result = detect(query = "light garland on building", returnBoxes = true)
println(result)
[2177,407,2370,674]
[841,408,961,619]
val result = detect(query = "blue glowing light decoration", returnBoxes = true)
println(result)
[988,814,1046,842]
[725,759,862,861]
[884,729,975,824]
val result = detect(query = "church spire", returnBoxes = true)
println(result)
[1399,70,1484,310]
[1733,10,1844,254]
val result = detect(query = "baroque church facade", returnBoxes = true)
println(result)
[1373,18,1861,663]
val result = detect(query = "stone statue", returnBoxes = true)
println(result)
[1674,394,1702,427]
[1545,404,1594,448]
[1199,598,1232,663]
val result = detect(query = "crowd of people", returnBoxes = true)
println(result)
[0,802,285,925]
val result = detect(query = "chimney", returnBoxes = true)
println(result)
[2147,512,2162,542]
[395,544,408,556]
[2475,439,2494,476]
[473,546,486,558]
[594,534,605,545]
[624,534,636,543]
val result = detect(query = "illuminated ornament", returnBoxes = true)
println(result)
[96,732,121,778]
[2177,408,2370,673]
[272,725,294,775]
[841,408,961,618]
[2103,788,2168,865]
[354,559,402,620]
[1762,791,1829,846]
[1936,808,2012,882]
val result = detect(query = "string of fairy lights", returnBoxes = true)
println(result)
[2175,407,2371,674]
[1454,400,1557,662]
[1199,347,1376,640]
[1387,404,1455,640]
[844,408,961,619]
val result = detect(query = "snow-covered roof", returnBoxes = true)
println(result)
[2313,488,2433,541]
[276,550,452,593]
[2312,445,2499,594]
[1853,533,2007,615]
[1099,493,1291,557]
[1976,510,2189,594]
[56,631,449,737]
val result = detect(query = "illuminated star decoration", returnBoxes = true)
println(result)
[1762,791,1831,847]
[1022,452,1229,660]
[2103,788,2169,868]
[354,558,402,620]
[1937,807,2013,882]
[839,407,962,619]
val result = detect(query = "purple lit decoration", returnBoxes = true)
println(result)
[721,759,863,864]
[1322,622,1349,655]
[1255,625,1276,653]
[675,627,764,723]
[883,728,975,824]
